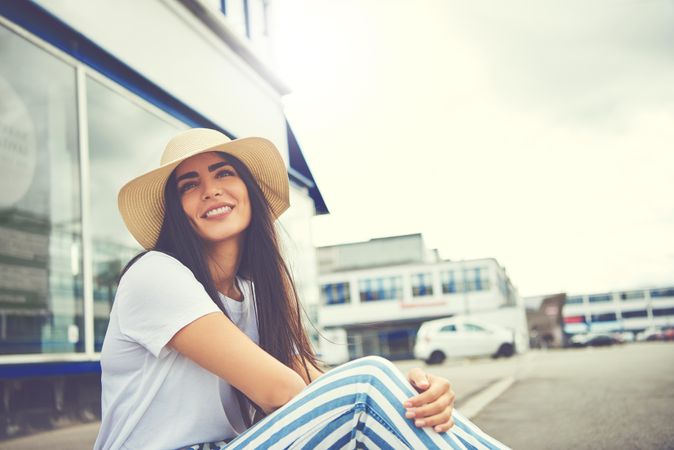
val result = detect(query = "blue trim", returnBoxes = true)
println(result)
[0,361,101,379]
[220,0,227,15]
[287,121,329,214]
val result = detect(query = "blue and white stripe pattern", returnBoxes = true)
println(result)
[184,356,511,449]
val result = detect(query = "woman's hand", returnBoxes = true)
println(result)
[404,368,456,433]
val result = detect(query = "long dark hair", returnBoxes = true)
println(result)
[120,152,322,426]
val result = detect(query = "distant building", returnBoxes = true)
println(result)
[316,234,529,364]
[524,293,566,348]
[562,286,674,338]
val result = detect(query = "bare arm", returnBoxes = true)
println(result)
[168,311,306,414]
[291,355,326,385]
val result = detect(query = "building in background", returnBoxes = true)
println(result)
[316,234,529,364]
[562,286,674,339]
[524,293,566,348]
[0,0,326,439]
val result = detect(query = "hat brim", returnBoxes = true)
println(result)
[118,137,289,250]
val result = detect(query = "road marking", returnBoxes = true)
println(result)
[460,376,515,420]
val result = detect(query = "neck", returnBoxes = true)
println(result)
[206,236,244,301]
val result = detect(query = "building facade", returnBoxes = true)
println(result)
[562,286,674,338]
[317,234,529,364]
[0,0,325,438]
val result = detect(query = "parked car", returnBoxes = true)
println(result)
[568,332,619,348]
[662,327,674,341]
[414,317,515,365]
[585,333,616,347]
[637,328,663,341]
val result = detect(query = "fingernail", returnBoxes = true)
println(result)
[434,425,443,432]
[404,401,413,407]
[415,419,425,427]
[405,409,415,418]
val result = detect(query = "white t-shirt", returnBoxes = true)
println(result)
[94,251,259,450]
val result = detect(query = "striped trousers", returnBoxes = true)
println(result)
[185,356,510,449]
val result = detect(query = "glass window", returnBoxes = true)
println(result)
[87,77,184,351]
[359,276,402,302]
[566,296,584,305]
[650,288,674,299]
[225,0,249,38]
[620,291,645,301]
[464,323,487,332]
[464,267,490,292]
[411,272,433,297]
[320,282,350,305]
[621,310,647,319]
[440,324,456,333]
[652,307,674,317]
[440,270,461,294]
[0,25,82,354]
[591,313,617,322]
[588,294,612,303]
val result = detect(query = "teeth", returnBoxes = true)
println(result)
[205,206,232,217]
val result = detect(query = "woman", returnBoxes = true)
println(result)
[94,128,510,450]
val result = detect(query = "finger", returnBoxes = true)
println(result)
[407,392,454,419]
[407,368,430,391]
[432,417,455,433]
[412,405,452,429]
[404,376,450,407]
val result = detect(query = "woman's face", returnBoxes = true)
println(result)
[173,152,251,245]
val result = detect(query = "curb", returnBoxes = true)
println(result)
[459,376,515,420]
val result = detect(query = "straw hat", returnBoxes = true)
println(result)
[118,128,290,250]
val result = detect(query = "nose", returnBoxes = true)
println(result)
[200,179,223,200]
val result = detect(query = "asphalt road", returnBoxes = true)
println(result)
[473,341,674,450]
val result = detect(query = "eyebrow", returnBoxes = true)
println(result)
[175,161,233,183]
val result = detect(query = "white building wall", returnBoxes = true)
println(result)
[319,258,514,328]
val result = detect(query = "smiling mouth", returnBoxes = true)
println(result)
[202,205,233,218]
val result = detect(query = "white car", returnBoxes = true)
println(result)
[414,316,515,364]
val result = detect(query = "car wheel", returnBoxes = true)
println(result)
[496,343,514,358]
[426,350,445,365]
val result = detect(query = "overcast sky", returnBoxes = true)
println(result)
[270,0,674,297]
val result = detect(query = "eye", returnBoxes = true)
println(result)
[216,168,236,178]
[178,181,197,194]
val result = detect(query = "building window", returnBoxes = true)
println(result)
[87,77,183,351]
[591,313,617,322]
[0,24,83,355]
[620,291,645,301]
[440,271,460,294]
[411,273,433,297]
[566,296,583,305]
[650,288,674,299]
[621,310,647,319]
[588,293,612,303]
[320,282,350,305]
[359,276,403,302]
[465,267,490,292]
[652,307,674,317]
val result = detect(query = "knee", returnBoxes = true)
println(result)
[348,355,401,382]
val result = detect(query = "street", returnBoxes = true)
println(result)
[2,342,672,449]
[472,342,674,450]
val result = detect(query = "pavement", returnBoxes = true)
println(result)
[0,354,525,450]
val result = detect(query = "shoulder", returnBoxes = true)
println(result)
[126,251,187,273]
[120,251,196,289]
